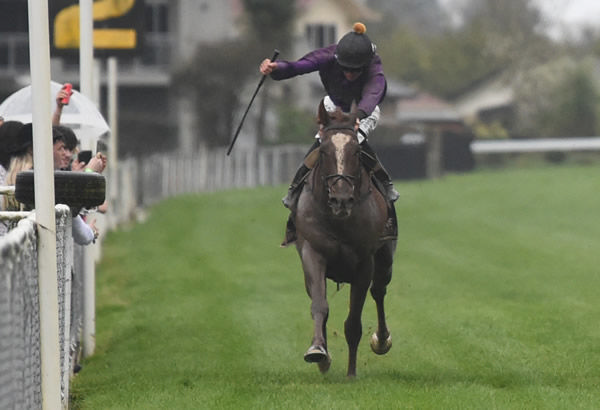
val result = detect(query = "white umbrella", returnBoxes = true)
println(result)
[0,80,110,149]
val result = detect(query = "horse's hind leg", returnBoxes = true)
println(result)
[370,242,394,355]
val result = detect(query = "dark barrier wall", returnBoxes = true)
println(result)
[442,131,475,172]
[374,143,427,180]
[374,131,474,180]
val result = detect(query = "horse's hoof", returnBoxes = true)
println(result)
[304,345,328,363]
[370,332,392,355]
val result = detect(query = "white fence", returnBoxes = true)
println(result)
[471,137,600,153]
[0,206,79,409]
[106,145,306,226]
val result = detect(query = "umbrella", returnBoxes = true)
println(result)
[0,81,110,149]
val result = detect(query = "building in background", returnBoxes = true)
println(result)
[0,0,471,177]
[0,0,242,157]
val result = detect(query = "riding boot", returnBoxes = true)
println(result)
[360,140,398,241]
[282,164,310,209]
[360,140,399,203]
[374,167,400,203]
[282,140,321,209]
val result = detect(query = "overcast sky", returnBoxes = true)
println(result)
[439,0,600,38]
[535,0,600,25]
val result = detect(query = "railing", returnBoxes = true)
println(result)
[471,137,600,153]
[0,206,79,409]
[106,145,306,226]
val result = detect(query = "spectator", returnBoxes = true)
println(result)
[52,126,75,170]
[1,123,33,212]
[52,83,72,126]
[54,125,108,215]
[0,120,25,185]
[50,126,100,244]
[0,123,99,243]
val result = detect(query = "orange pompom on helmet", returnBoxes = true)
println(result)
[335,22,375,69]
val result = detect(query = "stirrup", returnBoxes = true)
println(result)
[283,169,310,210]
[387,185,400,202]
[282,185,300,209]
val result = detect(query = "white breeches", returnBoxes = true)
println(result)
[315,95,380,144]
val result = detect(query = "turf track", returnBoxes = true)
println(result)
[71,165,600,409]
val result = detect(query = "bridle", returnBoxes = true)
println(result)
[323,173,357,196]
[319,125,362,197]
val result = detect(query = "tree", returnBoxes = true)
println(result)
[242,0,295,144]
[174,40,261,148]
[376,0,555,98]
[513,59,599,138]
[172,1,294,148]
[379,22,505,98]
[552,66,598,137]
[243,0,294,49]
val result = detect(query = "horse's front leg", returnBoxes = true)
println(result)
[370,242,394,355]
[345,262,372,378]
[300,243,331,371]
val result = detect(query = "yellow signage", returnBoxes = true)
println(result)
[52,0,142,52]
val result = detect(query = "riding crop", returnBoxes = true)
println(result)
[226,49,279,156]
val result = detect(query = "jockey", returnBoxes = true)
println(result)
[260,22,399,209]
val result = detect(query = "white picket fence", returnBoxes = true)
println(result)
[105,145,306,227]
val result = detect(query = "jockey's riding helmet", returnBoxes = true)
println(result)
[335,22,375,70]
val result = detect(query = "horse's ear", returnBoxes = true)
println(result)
[350,100,359,123]
[317,98,329,126]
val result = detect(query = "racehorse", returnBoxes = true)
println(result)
[292,99,397,377]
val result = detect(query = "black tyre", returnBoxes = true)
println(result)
[15,170,105,213]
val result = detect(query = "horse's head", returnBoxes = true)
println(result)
[316,99,361,218]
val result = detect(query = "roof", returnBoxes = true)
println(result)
[452,72,514,120]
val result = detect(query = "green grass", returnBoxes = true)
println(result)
[71,164,600,409]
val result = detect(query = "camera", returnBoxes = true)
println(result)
[77,150,92,164]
